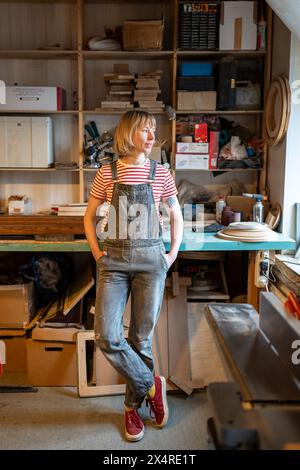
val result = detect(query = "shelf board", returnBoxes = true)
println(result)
[0,50,78,60]
[82,109,166,115]
[176,110,263,115]
[0,110,78,115]
[82,50,174,60]
[0,167,79,172]
[175,169,261,172]
[177,50,267,58]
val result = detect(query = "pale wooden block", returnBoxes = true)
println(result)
[167,286,191,382]
[187,302,231,386]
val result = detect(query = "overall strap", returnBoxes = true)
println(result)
[111,160,118,182]
[148,159,157,182]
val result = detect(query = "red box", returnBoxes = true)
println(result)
[209,131,220,169]
[194,123,208,143]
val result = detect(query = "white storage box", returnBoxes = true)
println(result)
[0,86,65,111]
[176,154,209,170]
[219,1,257,50]
[8,196,32,215]
[176,142,209,154]
[0,116,54,167]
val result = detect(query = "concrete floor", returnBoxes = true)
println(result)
[0,386,212,450]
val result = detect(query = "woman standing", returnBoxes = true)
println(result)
[84,110,183,442]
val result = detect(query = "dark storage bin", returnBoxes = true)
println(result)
[177,76,216,91]
[218,57,237,110]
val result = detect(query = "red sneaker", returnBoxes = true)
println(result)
[146,376,169,428]
[124,409,144,442]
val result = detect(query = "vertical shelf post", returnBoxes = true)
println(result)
[77,0,84,202]
[260,4,273,196]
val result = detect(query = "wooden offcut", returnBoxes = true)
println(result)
[0,215,86,235]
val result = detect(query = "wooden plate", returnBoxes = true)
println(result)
[265,75,291,147]
[217,230,277,242]
[279,74,291,142]
[265,79,283,140]
[270,76,288,146]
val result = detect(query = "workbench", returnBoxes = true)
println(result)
[205,294,300,449]
[0,230,295,310]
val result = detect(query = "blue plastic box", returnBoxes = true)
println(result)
[179,62,214,77]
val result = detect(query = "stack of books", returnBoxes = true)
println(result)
[51,203,88,216]
[134,71,165,112]
[100,73,135,110]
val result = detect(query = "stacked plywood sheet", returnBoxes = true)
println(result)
[100,72,135,110]
[134,70,165,111]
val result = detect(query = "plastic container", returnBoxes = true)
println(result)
[216,196,226,223]
[257,15,267,51]
[253,196,264,223]
[179,62,214,77]
[221,205,234,226]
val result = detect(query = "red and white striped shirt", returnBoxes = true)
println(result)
[90,158,178,227]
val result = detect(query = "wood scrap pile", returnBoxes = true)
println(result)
[269,254,300,320]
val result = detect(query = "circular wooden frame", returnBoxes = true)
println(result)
[265,75,291,147]
[279,74,291,141]
[265,80,283,139]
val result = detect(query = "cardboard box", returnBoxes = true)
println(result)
[27,338,77,386]
[149,146,162,163]
[0,116,54,168]
[123,20,164,50]
[0,86,66,111]
[176,154,209,170]
[176,142,209,154]
[0,330,27,372]
[0,281,36,329]
[31,326,81,343]
[8,196,32,215]
[220,1,257,50]
[177,91,217,111]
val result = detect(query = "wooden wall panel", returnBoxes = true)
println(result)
[0,2,77,50]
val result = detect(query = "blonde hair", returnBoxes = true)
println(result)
[113,110,156,156]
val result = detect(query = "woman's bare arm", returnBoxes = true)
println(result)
[162,195,183,265]
[84,195,106,261]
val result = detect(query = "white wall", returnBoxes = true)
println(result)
[281,34,300,239]
[267,14,290,228]
[267,14,300,241]
[266,0,300,41]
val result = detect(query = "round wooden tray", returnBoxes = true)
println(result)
[265,74,291,147]
[217,229,277,242]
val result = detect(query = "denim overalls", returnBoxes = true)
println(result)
[94,159,169,409]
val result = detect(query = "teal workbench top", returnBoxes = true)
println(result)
[164,230,296,252]
[0,230,295,252]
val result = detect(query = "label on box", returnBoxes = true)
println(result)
[176,142,209,154]
[176,154,209,170]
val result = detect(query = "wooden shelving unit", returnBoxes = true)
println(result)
[0,0,272,213]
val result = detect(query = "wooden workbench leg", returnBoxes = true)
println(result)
[247,251,259,310]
